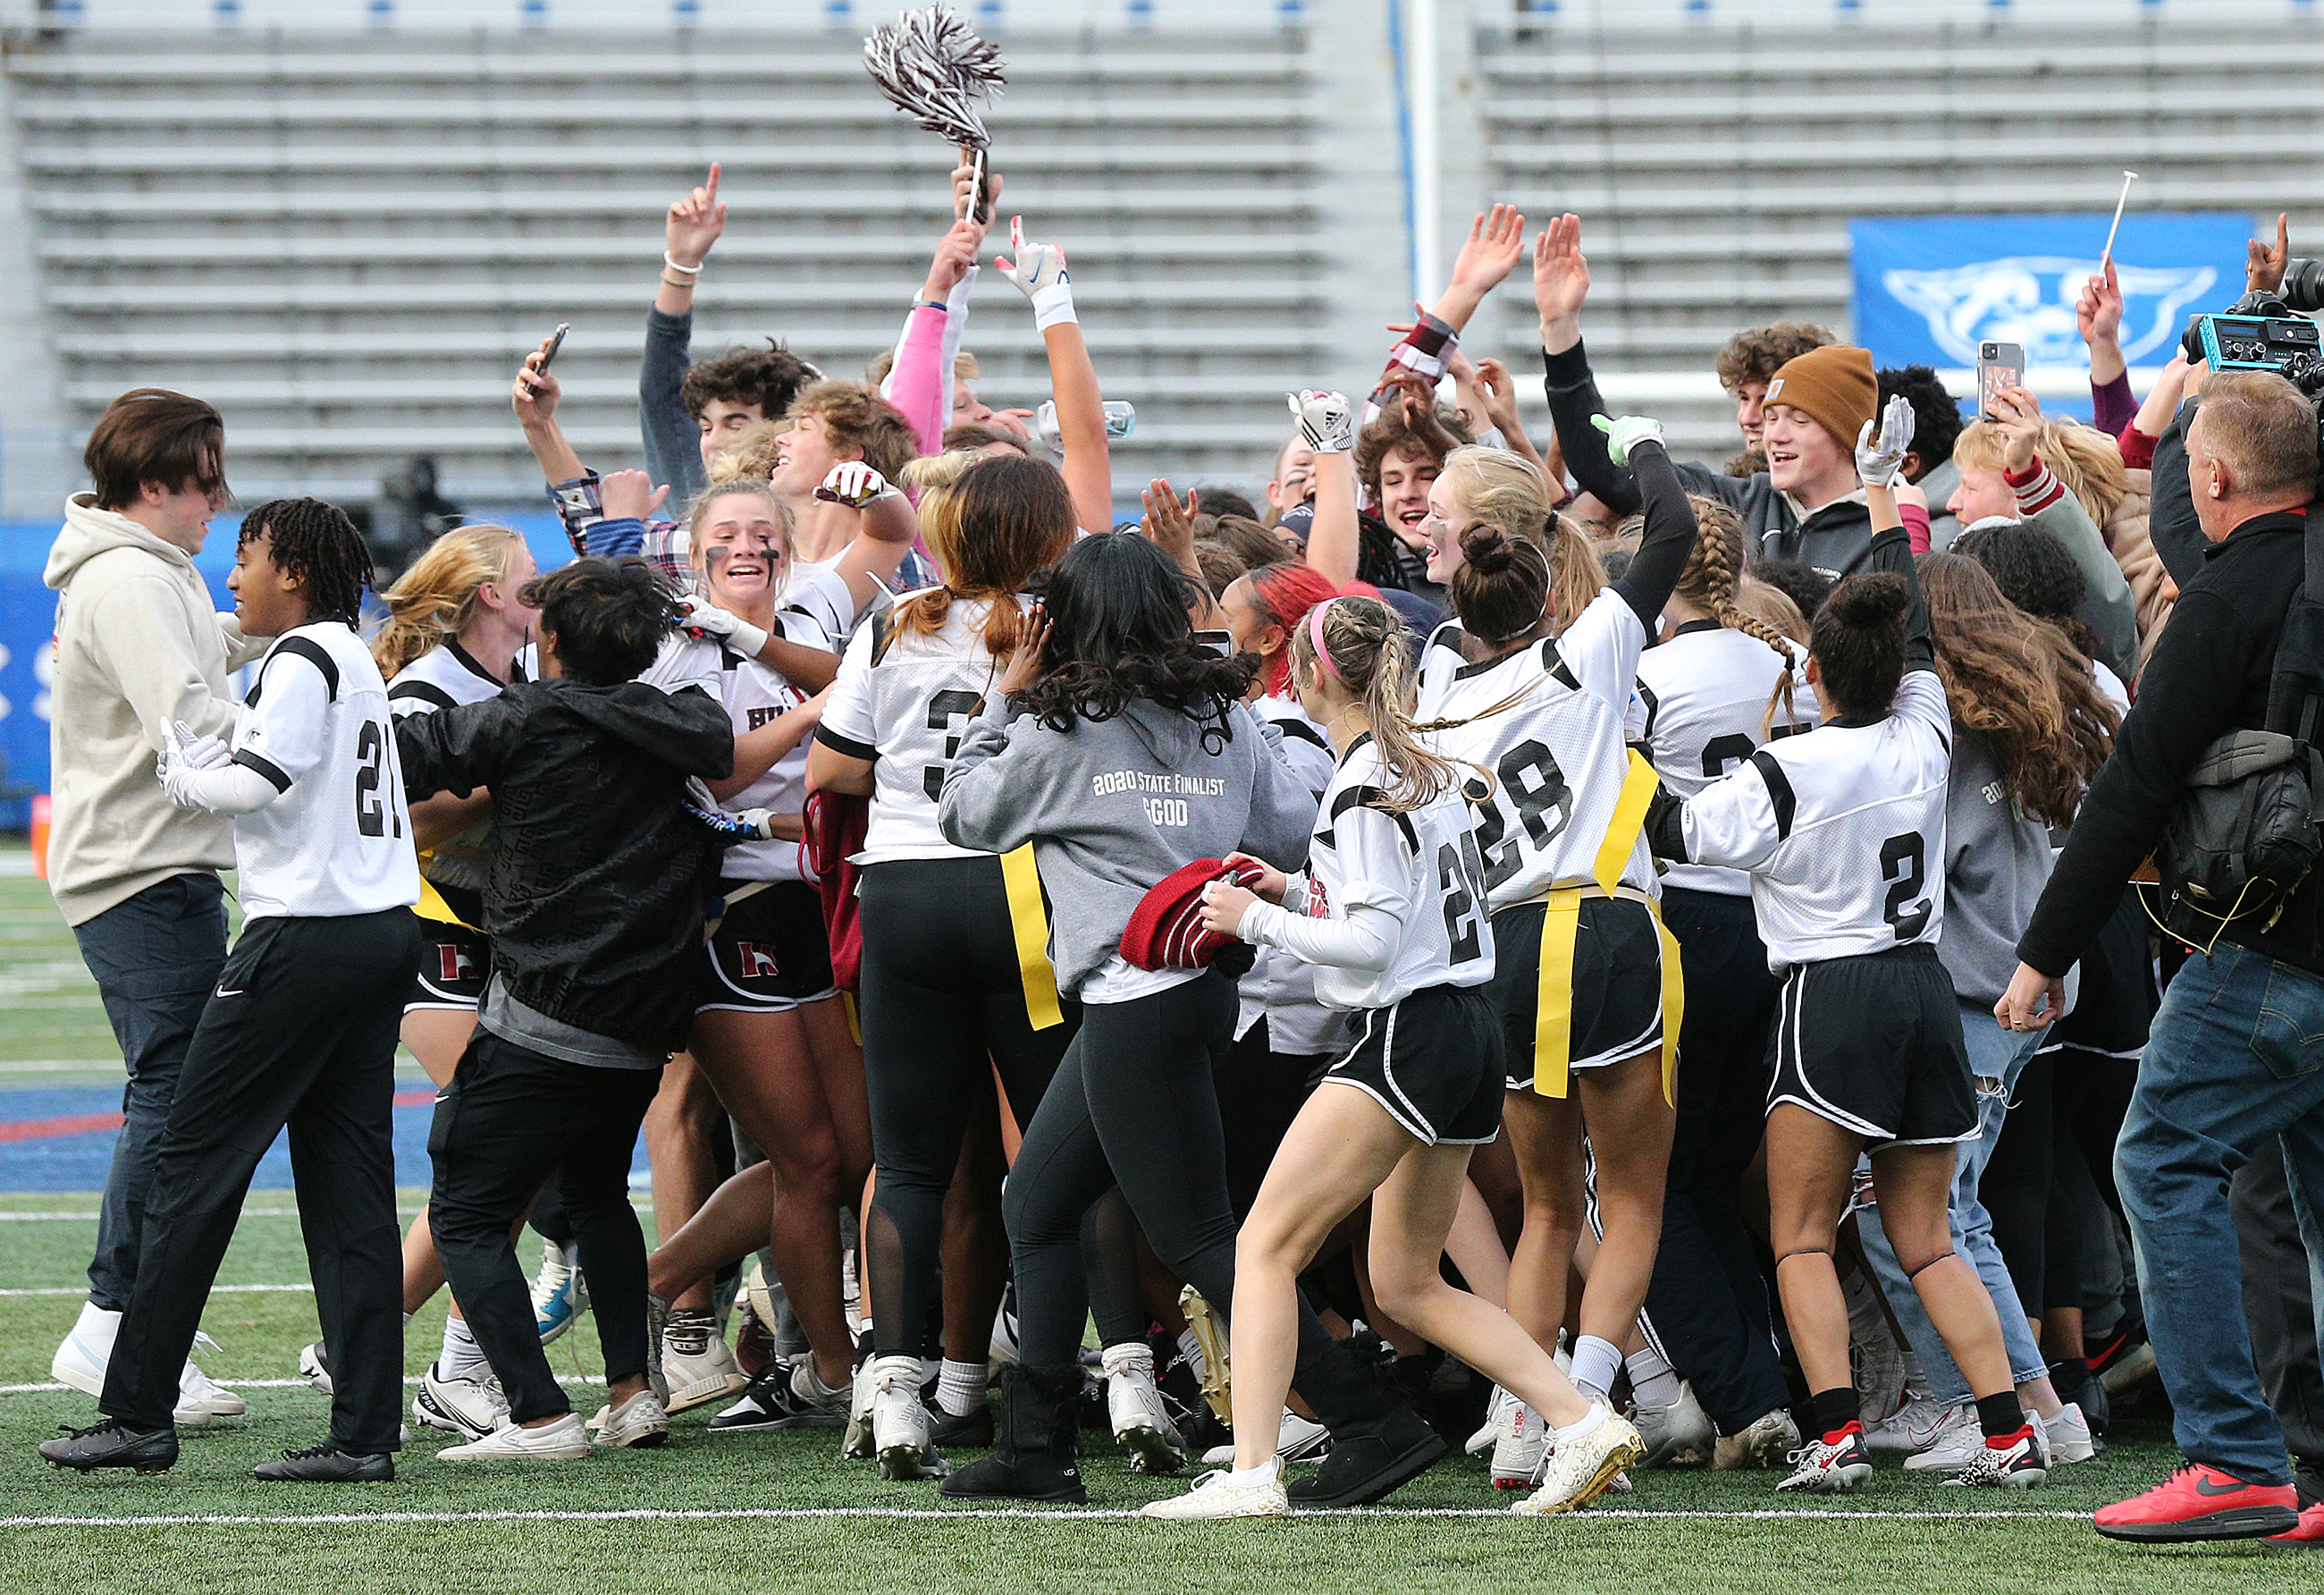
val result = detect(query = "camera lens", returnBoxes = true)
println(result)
[2282,257,2324,314]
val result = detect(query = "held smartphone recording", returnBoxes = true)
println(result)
[536,323,571,376]
[1977,342,2024,421]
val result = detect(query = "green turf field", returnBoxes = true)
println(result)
[0,847,2297,1591]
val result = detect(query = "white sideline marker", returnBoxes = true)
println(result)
[0,1506,2095,1529]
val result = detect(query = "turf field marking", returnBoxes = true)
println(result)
[0,1284,315,1296]
[0,1506,2094,1529]
[2,1376,607,1393]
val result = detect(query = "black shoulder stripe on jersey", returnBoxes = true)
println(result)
[1327,784,1419,853]
[868,606,897,667]
[1545,644,1581,693]
[814,723,878,762]
[269,636,340,702]
[232,748,292,793]
[1424,617,1464,655]
[1748,748,1797,840]
[1275,718,1330,751]
[389,680,458,713]
[1634,679,1660,742]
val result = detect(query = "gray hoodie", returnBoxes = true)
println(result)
[43,494,267,924]
[939,696,1317,998]
[1941,729,2072,1008]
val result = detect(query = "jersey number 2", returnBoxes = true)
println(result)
[1438,831,1488,963]
[1879,831,1930,941]
[355,721,401,840]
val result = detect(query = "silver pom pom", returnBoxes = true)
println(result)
[863,4,1008,150]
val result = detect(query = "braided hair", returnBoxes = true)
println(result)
[238,498,373,628]
[1672,494,1804,736]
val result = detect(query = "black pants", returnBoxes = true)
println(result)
[2232,1135,2324,1476]
[1005,972,1336,1371]
[428,1031,663,1423]
[102,908,419,1451]
[857,856,1080,1360]
[1639,887,1790,1434]
[1214,1018,1329,1222]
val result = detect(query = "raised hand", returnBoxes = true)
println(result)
[666,163,726,271]
[599,468,670,523]
[1287,390,1354,454]
[1989,385,2043,474]
[1473,357,1524,436]
[1447,203,1528,299]
[1388,372,1460,458]
[1140,477,1200,556]
[1854,393,1918,489]
[512,337,562,426]
[815,460,894,509]
[921,215,986,304]
[2249,211,2290,295]
[1533,214,1591,342]
[1591,412,1664,466]
[952,151,1001,231]
[2076,258,2124,348]
[996,215,1075,329]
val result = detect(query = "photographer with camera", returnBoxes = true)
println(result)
[1998,370,2323,1545]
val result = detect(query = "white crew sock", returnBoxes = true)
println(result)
[1551,1403,1610,1447]
[1569,1335,1622,1400]
[937,1358,985,1417]
[1227,1456,1280,1488]
[1625,1346,1683,1408]
[1176,1328,1208,1382]
[438,1314,486,1380]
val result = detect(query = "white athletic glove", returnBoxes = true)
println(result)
[813,460,896,510]
[1287,390,1355,455]
[996,215,1075,331]
[675,595,770,661]
[1855,392,1918,490]
[1591,413,1665,466]
[156,719,230,810]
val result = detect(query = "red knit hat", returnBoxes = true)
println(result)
[1120,858,1255,971]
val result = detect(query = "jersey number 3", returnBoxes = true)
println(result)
[355,721,403,840]
[1880,831,1930,941]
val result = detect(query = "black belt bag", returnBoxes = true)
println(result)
[2161,730,2324,936]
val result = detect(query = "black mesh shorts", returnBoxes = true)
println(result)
[1491,895,1665,1092]
[699,882,838,1014]
[1766,942,1976,1149]
[1324,983,1505,1145]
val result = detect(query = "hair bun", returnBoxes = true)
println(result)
[1822,570,1908,629]
[1458,521,1515,575]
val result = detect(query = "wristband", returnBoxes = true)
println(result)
[1028,283,1077,333]
[662,252,703,274]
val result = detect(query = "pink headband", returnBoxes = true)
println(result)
[1307,599,1345,687]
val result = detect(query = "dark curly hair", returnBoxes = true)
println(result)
[1878,364,1966,480]
[1950,520,2108,667]
[518,557,682,686]
[1754,556,1833,624]
[1015,533,1253,749]
[237,497,372,627]
[680,341,819,426]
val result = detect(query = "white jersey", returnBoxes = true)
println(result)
[1679,669,1950,970]
[387,638,526,919]
[1635,621,1817,897]
[1415,588,1656,911]
[818,591,1024,866]
[1237,692,1348,1057]
[643,622,828,883]
[1265,736,1494,1013]
[229,622,421,922]
[783,557,884,646]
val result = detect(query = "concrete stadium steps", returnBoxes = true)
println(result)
[1478,23,2324,460]
[9,28,1323,503]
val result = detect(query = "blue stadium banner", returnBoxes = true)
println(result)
[1850,213,2252,376]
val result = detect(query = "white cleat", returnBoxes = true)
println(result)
[1491,1401,1548,1490]
[1633,1380,1714,1468]
[1140,1466,1291,1521]
[868,1354,947,1480]
[414,1363,510,1441]
[1900,1405,1983,1472]
[841,1358,876,1460]
[1713,1405,1799,1470]
[1865,1397,1964,1455]
[297,1339,334,1397]
[2038,1403,2099,1464]
[1102,1341,1187,1474]
[1200,1409,1329,1468]
[436,1411,592,1462]
[660,1325,749,1415]
[180,1333,244,1421]
[1467,1385,1518,1456]
[590,1388,670,1449]
[1511,1407,1644,1515]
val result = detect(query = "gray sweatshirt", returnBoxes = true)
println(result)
[1941,729,2062,1007]
[939,696,1317,998]
[640,307,707,508]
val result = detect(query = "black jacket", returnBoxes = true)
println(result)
[395,679,735,1050]
[1541,342,1879,580]
[2018,507,2324,980]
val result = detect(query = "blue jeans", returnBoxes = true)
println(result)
[70,873,226,1311]
[2118,941,2324,1485]
[1859,1000,2050,1406]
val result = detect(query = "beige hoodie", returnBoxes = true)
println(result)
[43,493,266,925]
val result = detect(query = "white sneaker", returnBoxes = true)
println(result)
[413,1363,509,1441]
[52,1304,222,1428]
[1102,1342,1187,1474]
[841,1359,876,1460]
[590,1388,669,1449]
[297,1339,333,1396]
[180,1333,244,1420]
[868,1354,945,1480]
[1200,1408,1330,1467]
[1713,1406,1799,1470]
[1901,1404,1983,1471]
[1866,1397,1964,1455]
[1467,1385,1518,1456]
[435,1411,592,1461]
[1633,1380,1714,1467]
[2039,1402,2099,1464]
[1512,1407,1645,1515]
[1491,1401,1548,1490]
[1140,1466,1290,1521]
[661,1324,748,1414]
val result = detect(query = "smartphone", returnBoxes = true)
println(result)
[1194,629,1234,659]
[537,323,571,376]
[1976,341,2024,420]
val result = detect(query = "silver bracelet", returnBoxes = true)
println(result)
[662,252,703,275]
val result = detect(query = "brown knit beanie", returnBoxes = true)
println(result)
[1764,345,1877,455]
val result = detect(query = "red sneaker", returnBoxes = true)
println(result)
[2093,1464,2301,1542]
[2269,1503,2324,1545]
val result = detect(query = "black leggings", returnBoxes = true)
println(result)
[858,855,1079,1360]
[1006,972,1339,1371]
[1213,1018,1328,1222]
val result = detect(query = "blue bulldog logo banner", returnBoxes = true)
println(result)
[1850,213,2252,372]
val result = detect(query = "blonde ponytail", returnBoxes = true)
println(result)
[370,523,526,680]
[1292,595,1470,813]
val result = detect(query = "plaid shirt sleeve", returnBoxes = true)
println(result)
[1361,311,1460,426]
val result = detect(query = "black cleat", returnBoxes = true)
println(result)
[254,1444,394,1482]
[930,1399,995,1449]
[39,1419,178,1474]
